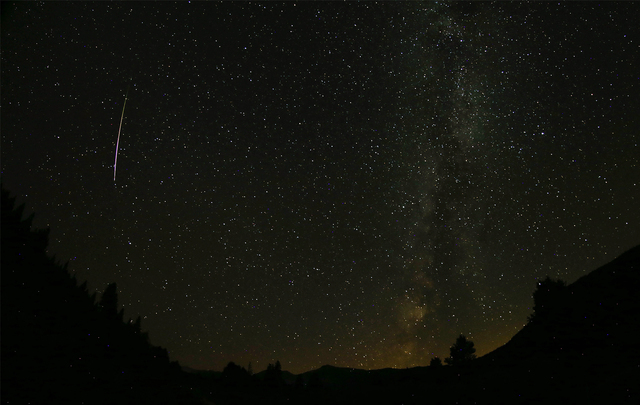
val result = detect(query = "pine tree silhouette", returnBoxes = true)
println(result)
[1,186,200,404]
[264,360,285,388]
[528,276,567,322]
[444,334,476,366]
[430,356,443,367]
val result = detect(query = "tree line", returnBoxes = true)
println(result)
[2,184,574,404]
[1,186,200,404]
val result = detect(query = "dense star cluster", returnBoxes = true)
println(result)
[2,2,638,374]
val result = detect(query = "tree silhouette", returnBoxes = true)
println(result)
[529,276,567,322]
[99,282,123,321]
[1,186,200,404]
[264,360,284,388]
[430,356,443,367]
[444,334,476,366]
[222,361,250,386]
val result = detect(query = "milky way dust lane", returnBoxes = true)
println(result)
[113,86,129,182]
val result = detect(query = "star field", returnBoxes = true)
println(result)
[2,2,639,374]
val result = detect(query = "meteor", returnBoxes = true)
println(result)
[113,85,129,182]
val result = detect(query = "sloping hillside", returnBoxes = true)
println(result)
[481,245,640,365]
[181,246,640,405]
[474,245,640,404]
[1,187,201,405]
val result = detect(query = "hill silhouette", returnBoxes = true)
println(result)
[1,187,200,405]
[3,185,638,404]
[482,244,640,366]
[471,244,640,404]
[184,245,640,405]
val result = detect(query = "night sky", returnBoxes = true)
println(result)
[2,1,639,375]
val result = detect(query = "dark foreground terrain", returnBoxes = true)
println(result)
[2,186,639,404]
[182,245,640,405]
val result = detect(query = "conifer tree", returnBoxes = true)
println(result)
[444,334,476,366]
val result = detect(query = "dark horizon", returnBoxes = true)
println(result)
[2,1,639,375]
[2,183,639,404]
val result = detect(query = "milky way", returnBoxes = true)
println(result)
[2,2,638,373]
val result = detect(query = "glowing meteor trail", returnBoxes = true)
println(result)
[113,86,129,182]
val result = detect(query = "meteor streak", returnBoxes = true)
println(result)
[113,86,129,182]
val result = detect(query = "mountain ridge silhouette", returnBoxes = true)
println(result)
[183,245,639,404]
[479,244,640,367]
[3,184,638,404]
